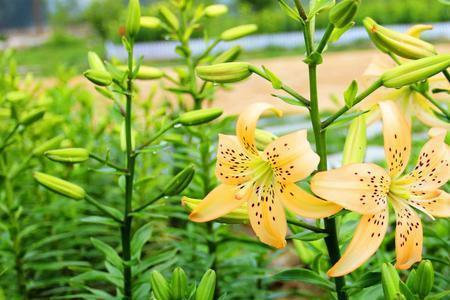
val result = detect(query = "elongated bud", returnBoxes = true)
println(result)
[195,269,216,300]
[163,165,195,196]
[33,135,64,156]
[33,172,85,200]
[140,16,161,29]
[364,17,436,59]
[136,66,164,80]
[84,69,112,86]
[196,62,252,83]
[416,260,434,298]
[5,91,28,103]
[171,267,188,300]
[213,46,242,64]
[407,24,433,38]
[151,271,172,300]
[381,263,400,300]
[20,108,45,126]
[342,114,366,165]
[220,24,257,41]
[363,18,390,53]
[160,7,179,31]
[88,51,106,71]
[45,148,90,163]
[183,197,249,224]
[126,0,141,38]
[178,108,223,126]
[204,4,228,17]
[255,129,277,150]
[381,54,450,88]
[120,121,136,151]
[329,0,360,28]
[406,269,417,292]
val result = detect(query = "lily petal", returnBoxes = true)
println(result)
[409,190,450,218]
[310,163,390,215]
[391,198,423,270]
[402,128,449,191]
[236,102,282,156]
[263,130,320,183]
[328,209,389,277]
[216,134,253,185]
[249,184,287,248]
[379,101,411,178]
[277,182,342,218]
[189,184,247,222]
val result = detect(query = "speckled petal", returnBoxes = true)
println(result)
[328,209,389,277]
[409,190,450,218]
[236,102,282,156]
[248,183,287,248]
[310,163,390,215]
[379,101,412,178]
[216,134,253,185]
[392,198,423,270]
[277,182,342,218]
[263,130,320,183]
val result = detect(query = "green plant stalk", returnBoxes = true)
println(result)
[0,123,19,153]
[286,217,326,233]
[442,69,450,83]
[85,195,123,223]
[316,23,335,54]
[89,153,128,172]
[303,20,348,300]
[134,192,165,212]
[136,120,178,151]
[122,39,136,299]
[419,90,450,120]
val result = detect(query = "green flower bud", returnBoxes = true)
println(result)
[120,121,136,152]
[342,114,366,165]
[5,91,28,103]
[160,7,179,31]
[33,172,85,200]
[171,267,188,300]
[163,165,195,196]
[204,4,228,17]
[196,62,252,83]
[329,0,360,28]
[195,269,216,300]
[406,269,417,293]
[364,17,436,59]
[151,271,172,300]
[84,69,112,86]
[126,0,141,38]
[213,46,242,64]
[381,263,400,300]
[140,16,161,29]
[178,108,223,126]
[19,108,45,126]
[416,260,434,298]
[381,54,450,88]
[45,148,90,163]
[182,197,248,224]
[32,135,65,156]
[136,66,164,80]
[220,24,258,41]
[87,51,106,71]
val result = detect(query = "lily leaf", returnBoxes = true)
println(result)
[344,80,358,108]
[308,0,335,19]
[277,0,301,21]
[273,268,334,290]
[272,94,307,107]
[286,231,328,241]
[324,110,369,131]
[131,223,153,259]
[90,238,123,271]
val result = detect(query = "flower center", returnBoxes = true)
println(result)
[235,158,273,200]
[389,179,411,200]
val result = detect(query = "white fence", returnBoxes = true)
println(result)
[106,22,450,61]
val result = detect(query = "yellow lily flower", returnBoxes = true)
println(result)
[311,100,450,277]
[188,102,342,248]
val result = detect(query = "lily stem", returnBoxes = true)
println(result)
[122,38,136,299]
[442,69,450,83]
[419,90,450,120]
[287,218,326,233]
[303,20,348,300]
[89,153,128,173]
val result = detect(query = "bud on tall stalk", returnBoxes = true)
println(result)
[329,0,360,28]
[196,62,252,83]
[84,69,112,86]
[178,108,223,126]
[416,260,434,298]
[342,115,367,165]
[151,271,172,300]
[140,16,161,29]
[19,108,45,126]
[213,46,242,64]
[88,51,106,71]
[45,148,90,163]
[160,7,179,31]
[32,135,64,156]
[171,267,188,299]
[163,165,195,196]
[204,4,228,17]
[126,0,141,38]
[195,269,216,300]
[381,263,400,300]
[220,24,257,41]
[363,17,436,59]
[381,54,450,88]
[33,172,86,200]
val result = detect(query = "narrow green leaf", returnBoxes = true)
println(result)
[131,223,153,259]
[90,238,122,270]
[308,0,335,19]
[344,272,381,290]
[325,110,369,131]
[286,231,328,241]
[271,94,306,107]
[273,268,334,290]
[344,80,358,108]
[277,0,301,21]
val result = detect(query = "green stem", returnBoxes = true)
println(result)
[0,123,19,153]
[85,195,123,223]
[122,39,136,299]
[89,153,128,173]
[293,0,308,21]
[321,79,383,129]
[286,217,326,233]
[316,24,335,54]
[136,120,178,151]
[195,38,221,65]
[134,192,165,212]
[304,20,348,300]
[419,90,450,120]
[442,69,450,83]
